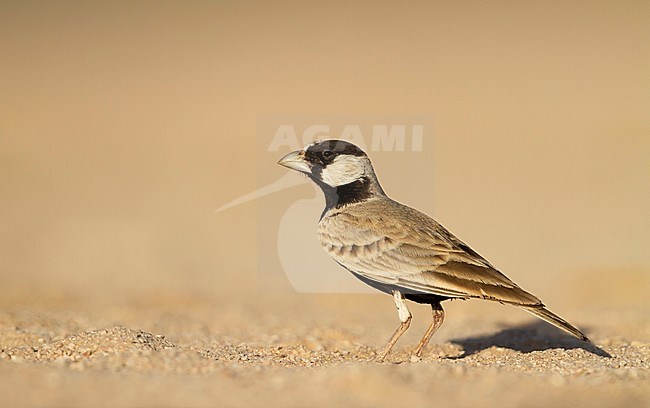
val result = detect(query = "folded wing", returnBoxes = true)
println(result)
[318,198,542,306]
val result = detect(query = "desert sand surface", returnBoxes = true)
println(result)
[1,275,649,408]
[2,1,649,407]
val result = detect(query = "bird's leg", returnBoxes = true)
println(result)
[413,302,445,359]
[376,291,412,362]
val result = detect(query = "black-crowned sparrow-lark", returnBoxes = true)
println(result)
[278,139,590,361]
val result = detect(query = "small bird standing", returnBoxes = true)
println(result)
[278,140,590,361]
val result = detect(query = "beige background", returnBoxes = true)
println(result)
[0,2,649,407]
[2,1,648,300]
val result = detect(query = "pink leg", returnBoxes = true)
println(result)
[413,302,445,358]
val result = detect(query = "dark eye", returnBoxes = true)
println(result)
[322,150,335,159]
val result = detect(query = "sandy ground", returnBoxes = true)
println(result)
[1,279,648,408]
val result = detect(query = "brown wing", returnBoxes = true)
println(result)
[317,197,542,306]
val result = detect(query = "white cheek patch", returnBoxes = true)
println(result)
[320,155,365,187]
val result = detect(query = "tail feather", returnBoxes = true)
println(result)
[521,306,590,342]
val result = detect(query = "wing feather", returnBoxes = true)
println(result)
[318,198,542,306]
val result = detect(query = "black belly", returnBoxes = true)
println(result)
[349,270,450,305]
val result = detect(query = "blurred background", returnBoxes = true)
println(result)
[1,1,648,309]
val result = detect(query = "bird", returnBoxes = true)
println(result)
[277,139,590,361]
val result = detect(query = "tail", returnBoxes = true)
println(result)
[521,306,590,342]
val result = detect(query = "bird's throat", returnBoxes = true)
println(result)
[313,176,383,216]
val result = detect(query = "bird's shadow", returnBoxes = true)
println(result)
[449,321,611,358]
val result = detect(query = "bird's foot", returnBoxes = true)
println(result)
[374,349,389,363]
[410,354,422,363]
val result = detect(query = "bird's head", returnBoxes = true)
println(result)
[278,140,386,210]
[277,140,378,188]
